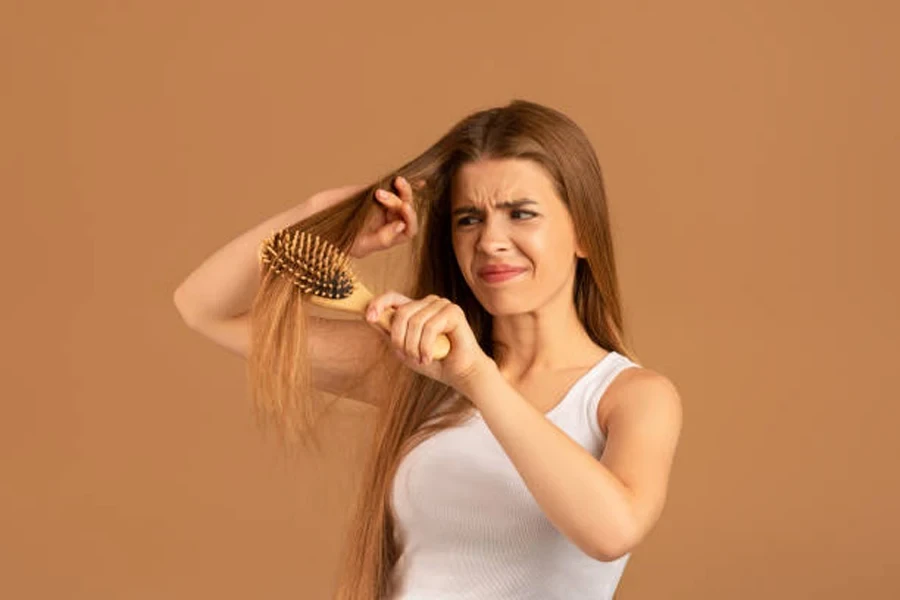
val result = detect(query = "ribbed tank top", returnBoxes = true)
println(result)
[388,350,641,599]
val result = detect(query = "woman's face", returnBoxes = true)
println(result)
[450,158,585,316]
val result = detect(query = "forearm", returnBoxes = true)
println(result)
[173,193,327,323]
[458,365,636,561]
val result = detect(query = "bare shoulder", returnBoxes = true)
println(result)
[597,366,682,437]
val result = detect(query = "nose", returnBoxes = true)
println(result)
[476,215,512,254]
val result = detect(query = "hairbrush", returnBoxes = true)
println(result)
[258,229,451,360]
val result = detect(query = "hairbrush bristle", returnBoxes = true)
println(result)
[259,230,357,299]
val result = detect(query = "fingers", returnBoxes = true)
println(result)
[394,175,416,203]
[399,295,450,363]
[418,302,458,364]
[365,291,410,333]
[374,177,419,239]
[394,177,419,235]
[364,293,450,364]
[390,294,438,362]
[372,218,407,249]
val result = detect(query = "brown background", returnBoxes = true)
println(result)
[2,1,898,598]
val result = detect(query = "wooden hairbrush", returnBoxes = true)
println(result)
[258,229,451,360]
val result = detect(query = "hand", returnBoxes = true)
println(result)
[350,176,420,259]
[364,291,497,394]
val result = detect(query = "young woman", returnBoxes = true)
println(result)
[174,100,683,600]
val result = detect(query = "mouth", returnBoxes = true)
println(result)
[477,267,528,284]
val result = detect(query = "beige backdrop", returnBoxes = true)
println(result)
[2,1,898,598]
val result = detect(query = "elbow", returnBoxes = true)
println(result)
[589,542,631,563]
[173,287,188,316]
[587,539,632,563]
[173,287,199,327]
[585,523,638,563]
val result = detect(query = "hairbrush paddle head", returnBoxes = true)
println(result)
[259,229,358,300]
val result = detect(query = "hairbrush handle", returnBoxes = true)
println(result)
[306,284,451,361]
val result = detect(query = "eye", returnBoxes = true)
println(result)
[510,209,537,220]
[455,215,481,227]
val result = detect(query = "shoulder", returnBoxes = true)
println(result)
[597,365,682,437]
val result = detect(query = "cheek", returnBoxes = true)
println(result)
[451,236,470,271]
[520,229,554,263]
[530,229,576,271]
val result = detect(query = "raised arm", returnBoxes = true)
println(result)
[173,178,418,406]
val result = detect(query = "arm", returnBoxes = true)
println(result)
[457,364,683,561]
[173,184,366,324]
[173,184,403,406]
[176,312,399,407]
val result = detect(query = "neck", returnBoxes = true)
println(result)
[490,290,604,379]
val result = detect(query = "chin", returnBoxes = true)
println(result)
[465,276,538,315]
[474,296,534,318]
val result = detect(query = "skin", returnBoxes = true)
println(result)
[448,158,608,381]
[363,159,682,560]
[365,157,608,390]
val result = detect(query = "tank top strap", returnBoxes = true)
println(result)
[583,352,642,442]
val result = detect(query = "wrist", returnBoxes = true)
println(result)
[452,355,500,398]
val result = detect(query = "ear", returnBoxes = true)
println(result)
[575,242,587,259]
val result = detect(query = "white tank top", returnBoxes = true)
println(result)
[388,350,641,599]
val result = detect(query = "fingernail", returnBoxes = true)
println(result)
[395,222,405,233]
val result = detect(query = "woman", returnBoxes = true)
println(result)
[174,100,683,600]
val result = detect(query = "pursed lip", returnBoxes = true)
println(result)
[476,264,528,277]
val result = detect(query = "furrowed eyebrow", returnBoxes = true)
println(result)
[451,199,538,217]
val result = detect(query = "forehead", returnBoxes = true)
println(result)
[450,158,558,207]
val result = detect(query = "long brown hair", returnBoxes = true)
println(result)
[246,99,636,599]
